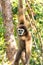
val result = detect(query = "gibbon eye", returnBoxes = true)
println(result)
[17,28,24,36]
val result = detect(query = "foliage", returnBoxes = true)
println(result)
[0,0,43,65]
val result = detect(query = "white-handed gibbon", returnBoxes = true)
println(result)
[14,0,32,65]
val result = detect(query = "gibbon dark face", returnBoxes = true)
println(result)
[17,25,28,36]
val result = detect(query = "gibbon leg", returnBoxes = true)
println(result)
[14,40,25,65]
[21,51,26,65]
[25,53,30,65]
[21,46,31,65]
[25,40,32,65]
[14,49,22,65]
[21,45,31,65]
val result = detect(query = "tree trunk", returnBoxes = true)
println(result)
[0,4,2,12]
[1,0,17,63]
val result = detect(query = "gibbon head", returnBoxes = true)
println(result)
[17,24,28,36]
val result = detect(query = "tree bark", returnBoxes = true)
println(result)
[0,0,17,63]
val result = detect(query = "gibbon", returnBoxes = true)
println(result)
[14,0,32,65]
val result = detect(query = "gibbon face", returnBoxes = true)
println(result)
[17,24,28,36]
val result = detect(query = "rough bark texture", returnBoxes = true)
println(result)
[0,4,2,12]
[1,0,17,62]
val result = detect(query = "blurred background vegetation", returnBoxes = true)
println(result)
[0,0,43,65]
